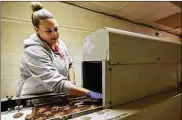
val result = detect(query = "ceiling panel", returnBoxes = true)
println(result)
[69,2,115,15]
[114,9,143,22]
[155,12,181,29]
[170,1,182,9]
[118,2,181,22]
[94,2,127,11]
[67,1,181,36]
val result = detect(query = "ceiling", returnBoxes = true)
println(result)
[67,1,181,36]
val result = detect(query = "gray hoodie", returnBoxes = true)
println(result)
[16,33,73,97]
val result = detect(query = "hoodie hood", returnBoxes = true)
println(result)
[24,33,48,49]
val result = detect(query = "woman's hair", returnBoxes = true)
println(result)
[30,2,54,27]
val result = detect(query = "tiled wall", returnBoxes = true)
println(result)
[1,2,180,98]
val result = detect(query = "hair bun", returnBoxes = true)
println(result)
[30,2,43,12]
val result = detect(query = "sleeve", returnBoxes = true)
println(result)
[24,46,73,93]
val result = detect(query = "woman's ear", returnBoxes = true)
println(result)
[34,27,39,34]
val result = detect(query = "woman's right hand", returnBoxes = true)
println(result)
[86,91,102,100]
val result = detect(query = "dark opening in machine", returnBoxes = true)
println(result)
[82,61,102,94]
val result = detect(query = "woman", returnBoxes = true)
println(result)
[16,2,102,100]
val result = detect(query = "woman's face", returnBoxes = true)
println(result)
[35,18,59,46]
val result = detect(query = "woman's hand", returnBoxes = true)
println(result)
[68,64,76,84]
[86,91,102,100]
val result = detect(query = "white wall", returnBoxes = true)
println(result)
[1,2,181,98]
